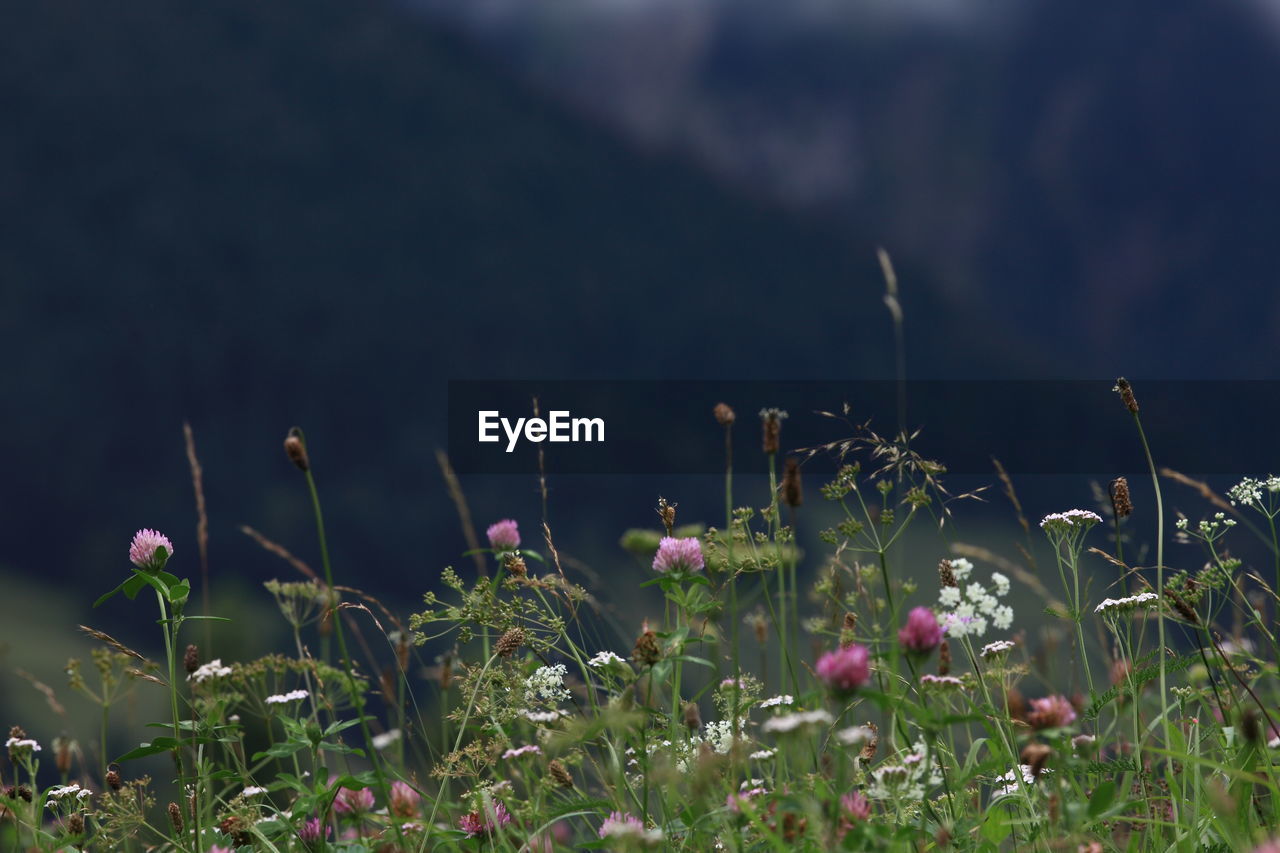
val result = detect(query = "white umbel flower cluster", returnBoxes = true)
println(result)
[1094,591,1158,615]
[867,743,942,801]
[937,562,1013,639]
[265,689,308,705]
[189,659,233,683]
[1227,476,1280,509]
[587,651,626,668]
[524,664,570,704]
[761,709,834,735]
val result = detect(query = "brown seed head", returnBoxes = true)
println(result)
[1109,477,1133,519]
[503,552,527,578]
[284,427,310,471]
[1020,742,1053,778]
[938,640,952,676]
[781,457,803,508]
[106,765,123,792]
[67,812,85,835]
[760,408,787,455]
[938,559,958,589]
[714,402,736,427]
[1114,378,1139,414]
[860,723,879,761]
[168,801,184,833]
[683,701,702,731]
[53,737,72,775]
[548,759,574,789]
[657,498,676,537]
[495,627,525,659]
[632,624,662,667]
[184,644,200,675]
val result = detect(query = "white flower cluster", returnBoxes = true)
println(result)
[1039,509,1103,530]
[46,784,92,801]
[1227,476,1280,509]
[502,744,541,759]
[867,743,942,801]
[919,674,965,690]
[761,709,833,735]
[242,786,268,797]
[749,748,776,761]
[937,566,1013,638]
[981,640,1015,659]
[1176,513,1237,536]
[1094,591,1158,615]
[757,694,793,709]
[189,659,233,683]
[522,709,569,724]
[834,725,876,747]
[991,764,1051,801]
[265,689,308,705]
[372,729,402,750]
[5,737,40,754]
[587,651,626,668]
[704,719,749,754]
[524,664,570,705]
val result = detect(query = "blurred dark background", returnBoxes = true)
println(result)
[3,0,1280,752]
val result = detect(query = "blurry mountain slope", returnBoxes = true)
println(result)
[0,0,1010,593]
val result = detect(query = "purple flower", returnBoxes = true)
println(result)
[815,643,871,694]
[129,529,173,571]
[459,800,512,838]
[898,607,944,656]
[1027,695,1077,730]
[841,792,871,822]
[652,537,704,573]
[332,784,375,815]
[297,817,328,848]
[487,519,521,551]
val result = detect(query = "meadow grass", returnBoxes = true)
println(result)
[2,381,1280,853]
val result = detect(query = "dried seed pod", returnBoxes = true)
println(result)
[184,644,200,675]
[495,627,525,659]
[713,403,736,426]
[1109,477,1133,519]
[548,759,574,789]
[168,801,184,833]
[284,427,310,471]
[1114,378,1139,414]
[781,457,803,508]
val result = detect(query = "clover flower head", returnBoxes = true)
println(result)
[652,537,704,573]
[898,607,944,655]
[390,781,421,818]
[486,519,521,551]
[815,643,871,693]
[459,800,512,838]
[129,528,174,570]
[599,811,664,845]
[333,784,375,815]
[1027,695,1077,730]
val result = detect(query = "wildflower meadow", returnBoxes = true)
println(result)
[3,381,1280,852]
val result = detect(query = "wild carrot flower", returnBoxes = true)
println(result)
[332,783,375,815]
[524,664,570,704]
[459,800,512,837]
[652,536,704,573]
[898,607,943,656]
[758,694,794,709]
[587,651,626,668]
[815,643,871,694]
[389,781,421,818]
[1027,695,1077,730]
[265,689,308,705]
[1094,591,1158,615]
[834,726,876,747]
[919,674,965,691]
[502,744,542,759]
[762,709,834,735]
[188,659,232,683]
[486,519,520,551]
[129,528,173,570]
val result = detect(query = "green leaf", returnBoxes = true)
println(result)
[116,737,181,762]
[1088,780,1117,819]
[980,804,1012,844]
